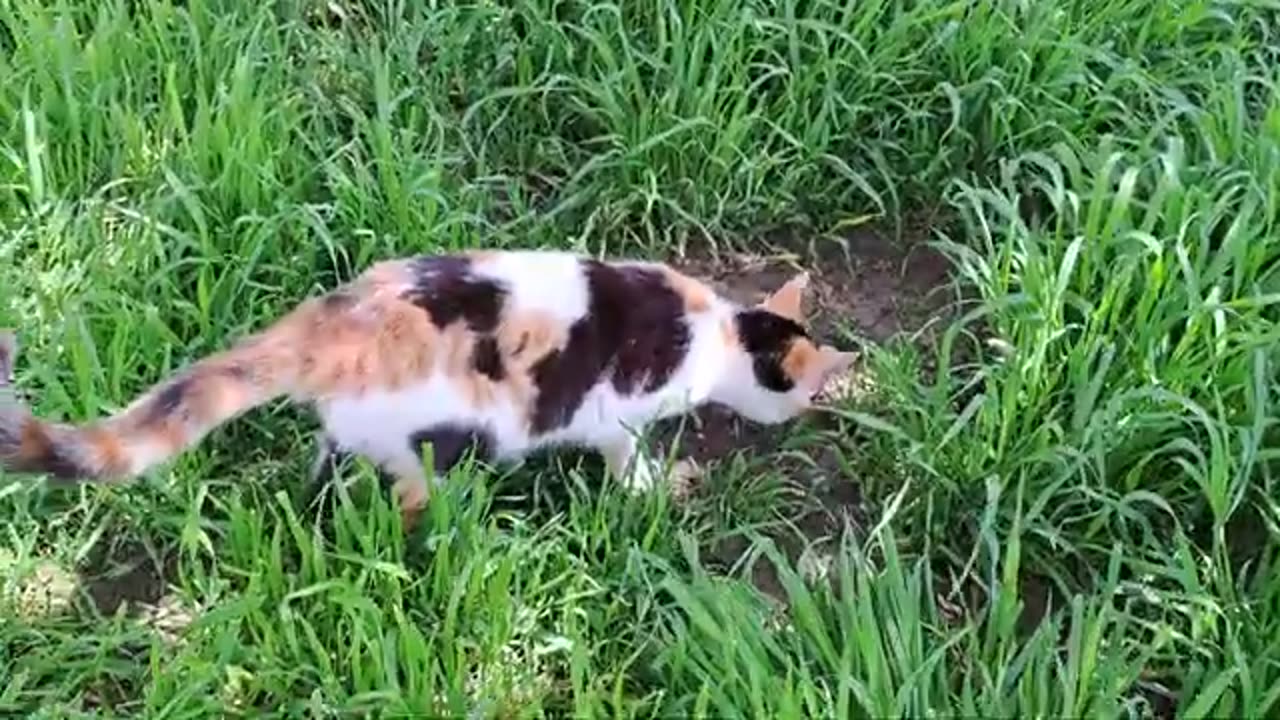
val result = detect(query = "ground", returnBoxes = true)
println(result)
[2,1,1279,717]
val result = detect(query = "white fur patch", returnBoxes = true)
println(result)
[314,253,802,492]
[472,251,590,325]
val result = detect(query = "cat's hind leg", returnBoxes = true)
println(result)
[392,426,489,532]
[302,433,346,512]
[387,471,431,532]
[313,424,493,533]
[307,433,345,487]
[303,432,403,519]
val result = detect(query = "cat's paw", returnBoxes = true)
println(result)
[668,457,703,502]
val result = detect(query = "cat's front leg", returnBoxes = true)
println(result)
[600,433,660,493]
[601,432,707,500]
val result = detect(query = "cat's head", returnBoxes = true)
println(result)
[714,272,856,424]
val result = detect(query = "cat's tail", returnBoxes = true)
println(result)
[0,314,311,484]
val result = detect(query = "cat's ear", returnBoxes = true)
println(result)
[814,345,856,386]
[760,272,810,323]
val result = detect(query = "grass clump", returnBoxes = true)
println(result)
[1,0,1278,716]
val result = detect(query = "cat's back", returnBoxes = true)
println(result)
[319,249,721,464]
[315,249,599,466]
[386,248,721,397]
[340,249,717,362]
[463,250,594,325]
[387,249,709,326]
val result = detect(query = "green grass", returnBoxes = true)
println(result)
[2,0,1279,716]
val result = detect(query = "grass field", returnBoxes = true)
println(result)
[2,0,1279,716]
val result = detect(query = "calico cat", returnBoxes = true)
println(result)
[0,250,855,528]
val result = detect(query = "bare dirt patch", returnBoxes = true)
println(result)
[664,221,957,600]
[76,539,200,655]
[77,540,177,618]
[679,221,954,344]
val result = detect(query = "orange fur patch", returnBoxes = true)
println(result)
[291,291,439,397]
[83,427,128,475]
[394,477,429,531]
[360,259,415,294]
[781,338,822,385]
[372,301,436,389]
[17,418,53,465]
[660,267,714,313]
[496,310,567,366]
[493,309,571,426]
[158,420,188,454]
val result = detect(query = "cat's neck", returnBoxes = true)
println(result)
[684,299,744,409]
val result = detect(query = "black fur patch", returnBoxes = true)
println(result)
[141,363,252,428]
[40,440,87,481]
[529,261,691,433]
[734,309,809,393]
[471,336,505,381]
[408,424,493,475]
[7,423,88,482]
[145,375,194,425]
[405,256,507,333]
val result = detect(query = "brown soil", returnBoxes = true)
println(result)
[679,222,955,344]
[77,539,176,618]
[663,221,958,600]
